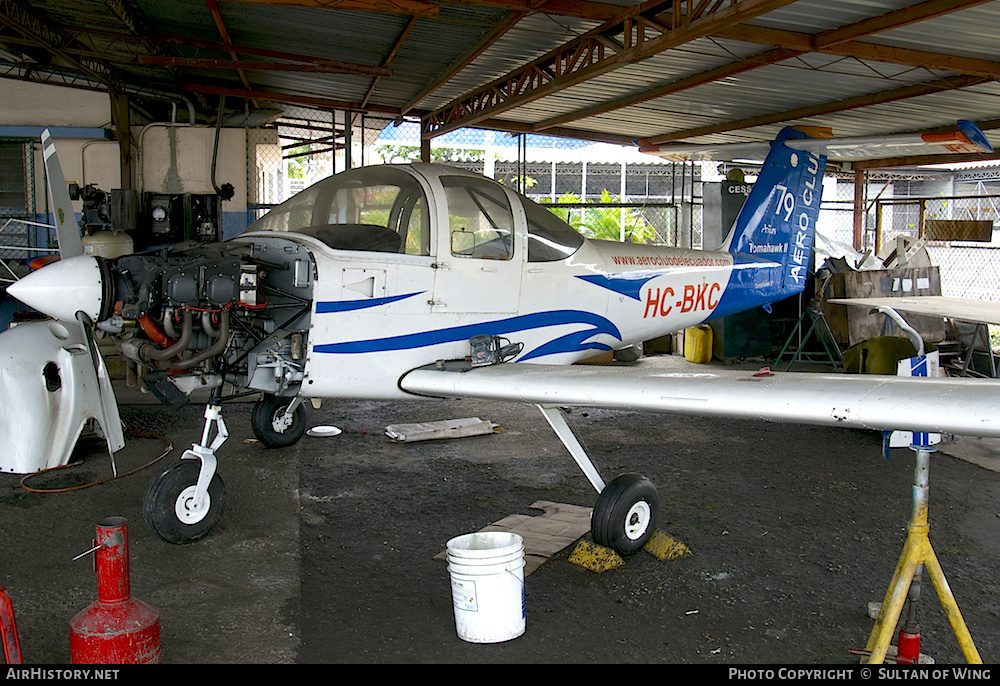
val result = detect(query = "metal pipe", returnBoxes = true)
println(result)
[145,309,193,362]
[170,309,230,370]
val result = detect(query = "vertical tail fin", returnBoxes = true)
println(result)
[721,127,826,296]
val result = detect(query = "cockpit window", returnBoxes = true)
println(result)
[442,176,514,260]
[244,167,429,255]
[522,197,585,262]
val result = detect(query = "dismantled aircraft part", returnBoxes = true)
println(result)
[143,459,225,544]
[0,321,124,474]
[144,373,225,408]
[251,394,307,448]
[591,473,659,556]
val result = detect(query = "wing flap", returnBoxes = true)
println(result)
[400,363,1000,438]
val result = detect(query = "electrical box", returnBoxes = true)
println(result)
[140,192,221,250]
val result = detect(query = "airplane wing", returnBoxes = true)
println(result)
[829,295,1000,326]
[639,120,994,162]
[399,363,1000,438]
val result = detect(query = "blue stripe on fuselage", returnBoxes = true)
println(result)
[316,291,424,313]
[576,273,658,301]
[313,309,622,360]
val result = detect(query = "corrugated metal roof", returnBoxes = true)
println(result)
[2,0,999,162]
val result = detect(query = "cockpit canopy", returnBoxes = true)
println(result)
[244,164,583,262]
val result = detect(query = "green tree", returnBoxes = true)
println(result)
[542,190,659,243]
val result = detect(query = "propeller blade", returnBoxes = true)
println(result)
[40,129,84,259]
[76,311,125,456]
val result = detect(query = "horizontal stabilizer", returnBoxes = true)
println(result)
[639,120,993,162]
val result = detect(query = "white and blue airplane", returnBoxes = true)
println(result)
[5,122,1000,554]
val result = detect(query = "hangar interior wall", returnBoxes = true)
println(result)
[2,83,250,246]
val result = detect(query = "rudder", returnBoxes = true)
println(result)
[722,127,827,297]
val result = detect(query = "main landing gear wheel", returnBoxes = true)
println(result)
[591,473,659,556]
[143,459,225,544]
[251,394,307,448]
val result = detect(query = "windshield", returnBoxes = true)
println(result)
[522,197,584,262]
[245,166,430,255]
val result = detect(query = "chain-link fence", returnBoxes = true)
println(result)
[244,108,698,246]
[874,194,1000,302]
[0,138,41,284]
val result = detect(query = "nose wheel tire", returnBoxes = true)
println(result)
[251,394,307,448]
[143,459,225,544]
[591,473,659,556]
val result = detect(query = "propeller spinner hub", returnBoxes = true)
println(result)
[7,255,112,323]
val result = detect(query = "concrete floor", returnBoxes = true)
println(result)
[1,353,998,664]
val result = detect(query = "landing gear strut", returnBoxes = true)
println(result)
[143,404,228,544]
[251,394,306,448]
[537,404,659,555]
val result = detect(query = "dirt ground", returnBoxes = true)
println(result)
[1,356,998,664]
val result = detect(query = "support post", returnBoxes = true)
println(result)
[853,168,865,250]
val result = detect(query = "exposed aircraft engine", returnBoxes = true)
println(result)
[96,240,314,405]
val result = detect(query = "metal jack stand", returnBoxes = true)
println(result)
[774,306,843,371]
[863,445,982,664]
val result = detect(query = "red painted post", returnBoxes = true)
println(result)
[70,517,160,664]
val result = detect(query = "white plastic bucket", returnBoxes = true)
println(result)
[446,531,525,643]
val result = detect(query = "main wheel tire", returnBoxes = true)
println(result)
[591,473,659,556]
[143,459,225,544]
[251,395,307,448]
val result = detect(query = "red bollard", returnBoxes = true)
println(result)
[70,517,160,664]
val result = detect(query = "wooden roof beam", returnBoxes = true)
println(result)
[536,0,996,132]
[182,82,404,115]
[360,15,417,109]
[643,74,990,145]
[149,31,391,76]
[228,0,439,17]
[533,45,804,131]
[713,23,1000,78]
[813,0,995,49]
[207,0,251,91]
[231,0,625,20]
